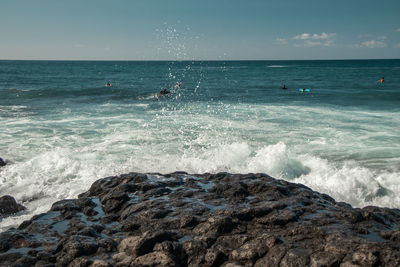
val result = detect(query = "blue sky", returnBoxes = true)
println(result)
[1,0,400,60]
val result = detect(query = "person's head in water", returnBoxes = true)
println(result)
[106,82,111,87]
[380,77,385,83]
[282,84,287,89]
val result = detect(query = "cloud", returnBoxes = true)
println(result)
[293,33,311,40]
[397,28,400,32]
[293,32,336,40]
[351,35,389,48]
[292,32,336,47]
[275,38,288,45]
[359,40,387,48]
[393,43,400,48]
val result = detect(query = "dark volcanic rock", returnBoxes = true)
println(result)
[0,157,6,167]
[0,195,26,217]
[1,171,400,266]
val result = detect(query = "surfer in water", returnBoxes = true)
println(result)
[176,82,181,88]
[157,88,170,97]
[282,84,287,90]
[106,82,112,87]
[378,77,384,83]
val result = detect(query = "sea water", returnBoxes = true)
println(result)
[1,59,399,231]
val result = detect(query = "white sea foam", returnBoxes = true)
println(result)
[0,105,33,118]
[137,94,157,100]
[293,155,400,208]
[1,136,399,232]
[133,103,150,108]
[1,101,399,232]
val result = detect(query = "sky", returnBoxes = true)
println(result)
[1,0,400,60]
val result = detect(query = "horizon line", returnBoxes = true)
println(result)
[0,58,399,62]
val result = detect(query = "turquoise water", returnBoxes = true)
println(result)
[1,60,400,230]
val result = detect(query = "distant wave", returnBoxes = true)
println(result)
[267,65,288,68]
[7,88,32,92]
[137,93,157,100]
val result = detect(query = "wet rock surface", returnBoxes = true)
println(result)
[0,157,6,167]
[0,171,400,266]
[0,195,26,217]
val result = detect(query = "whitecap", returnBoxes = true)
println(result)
[267,65,288,68]
[293,155,400,208]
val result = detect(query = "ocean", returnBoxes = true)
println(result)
[1,59,399,231]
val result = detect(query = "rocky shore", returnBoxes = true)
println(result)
[1,171,400,266]
[0,195,26,217]
[0,157,6,167]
